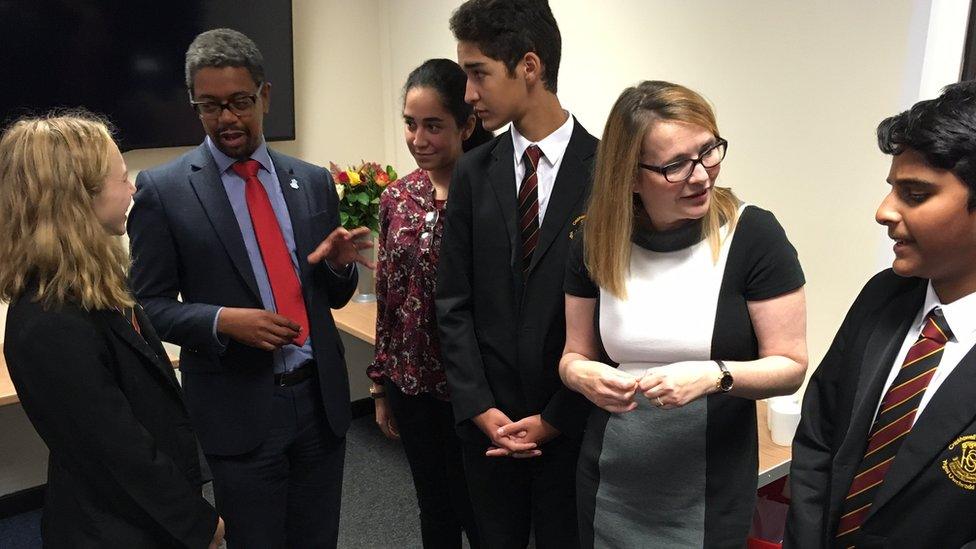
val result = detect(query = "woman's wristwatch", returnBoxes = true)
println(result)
[714,360,734,393]
[369,384,386,399]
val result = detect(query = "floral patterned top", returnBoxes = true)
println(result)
[368,168,450,399]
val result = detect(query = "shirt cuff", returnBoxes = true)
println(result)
[327,261,356,278]
[212,307,228,354]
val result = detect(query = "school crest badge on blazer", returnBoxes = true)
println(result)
[942,434,976,490]
[569,215,586,240]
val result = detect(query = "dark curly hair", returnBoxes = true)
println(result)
[449,0,561,93]
[877,80,976,210]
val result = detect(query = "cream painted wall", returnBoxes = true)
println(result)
[380,0,956,370]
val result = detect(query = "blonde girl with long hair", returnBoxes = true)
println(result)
[559,82,808,547]
[0,112,224,548]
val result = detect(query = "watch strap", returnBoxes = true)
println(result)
[714,360,733,393]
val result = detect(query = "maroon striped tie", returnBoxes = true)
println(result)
[835,307,951,545]
[519,145,542,276]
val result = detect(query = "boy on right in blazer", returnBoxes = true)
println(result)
[785,81,976,548]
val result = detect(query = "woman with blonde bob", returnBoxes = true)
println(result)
[560,81,808,547]
[0,112,224,548]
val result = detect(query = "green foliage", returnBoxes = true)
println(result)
[328,161,398,234]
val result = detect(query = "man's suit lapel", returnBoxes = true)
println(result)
[871,330,976,515]
[486,133,519,268]
[187,144,262,301]
[269,150,314,282]
[526,120,592,276]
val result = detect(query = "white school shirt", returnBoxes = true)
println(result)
[510,111,575,226]
[876,282,976,425]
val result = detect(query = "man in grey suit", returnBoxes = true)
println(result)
[128,28,370,548]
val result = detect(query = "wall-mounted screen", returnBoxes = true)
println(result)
[0,0,295,151]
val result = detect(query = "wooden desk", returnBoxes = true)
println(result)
[0,346,18,407]
[757,400,792,488]
[332,302,794,486]
[332,301,377,345]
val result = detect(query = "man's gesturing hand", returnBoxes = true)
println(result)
[307,226,375,271]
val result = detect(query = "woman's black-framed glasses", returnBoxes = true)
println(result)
[419,210,440,253]
[189,83,264,119]
[637,138,728,183]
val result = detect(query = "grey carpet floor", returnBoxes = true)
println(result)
[338,413,424,548]
[0,414,439,549]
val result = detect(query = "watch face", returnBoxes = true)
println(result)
[720,373,734,392]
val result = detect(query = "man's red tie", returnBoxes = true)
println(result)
[518,144,542,277]
[232,159,309,346]
[835,307,951,545]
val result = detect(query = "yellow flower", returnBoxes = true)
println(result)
[346,170,362,186]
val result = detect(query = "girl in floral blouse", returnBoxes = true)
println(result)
[368,58,491,548]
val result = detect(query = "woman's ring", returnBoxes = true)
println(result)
[656,396,664,407]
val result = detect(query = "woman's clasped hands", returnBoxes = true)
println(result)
[567,360,720,413]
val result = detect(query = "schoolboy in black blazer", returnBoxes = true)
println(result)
[437,1,596,546]
[786,81,976,548]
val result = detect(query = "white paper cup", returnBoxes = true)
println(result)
[766,395,792,430]
[768,397,801,446]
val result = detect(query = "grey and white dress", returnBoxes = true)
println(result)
[565,204,804,548]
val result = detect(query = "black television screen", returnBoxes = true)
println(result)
[0,0,295,152]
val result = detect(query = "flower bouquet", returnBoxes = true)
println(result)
[328,161,397,303]
[329,161,397,234]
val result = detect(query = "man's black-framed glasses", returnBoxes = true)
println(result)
[638,138,728,183]
[189,83,264,119]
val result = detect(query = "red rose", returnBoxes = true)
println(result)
[337,171,350,183]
